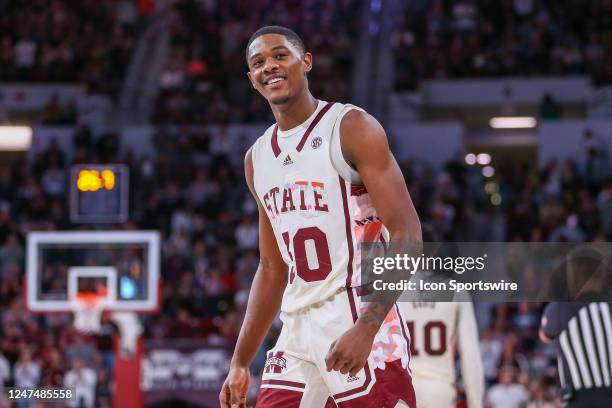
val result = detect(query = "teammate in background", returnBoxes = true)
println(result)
[401,232,484,408]
[220,26,422,407]
[403,299,484,407]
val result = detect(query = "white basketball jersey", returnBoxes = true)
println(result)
[250,100,388,313]
[401,300,484,408]
[403,302,461,381]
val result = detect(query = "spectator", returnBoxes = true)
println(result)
[235,215,258,250]
[41,94,65,124]
[13,349,41,407]
[14,36,36,72]
[526,382,556,408]
[0,350,9,406]
[596,182,612,239]
[95,369,112,408]
[41,348,65,387]
[66,334,96,367]
[63,358,96,408]
[583,129,610,189]
[486,367,529,408]
[0,233,23,276]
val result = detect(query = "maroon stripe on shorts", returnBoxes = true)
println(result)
[261,379,306,389]
[256,386,304,408]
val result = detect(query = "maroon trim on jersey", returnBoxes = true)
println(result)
[271,125,281,157]
[261,379,306,389]
[350,183,368,197]
[256,386,304,407]
[295,101,336,152]
[336,176,376,401]
[395,304,412,367]
[339,176,354,288]
[379,234,388,251]
[270,102,335,157]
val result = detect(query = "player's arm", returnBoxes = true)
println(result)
[457,300,485,408]
[220,148,289,408]
[325,110,422,376]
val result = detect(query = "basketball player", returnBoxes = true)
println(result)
[402,300,484,407]
[219,26,422,408]
[400,236,484,408]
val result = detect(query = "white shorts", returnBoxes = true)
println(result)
[256,287,416,408]
[412,376,456,408]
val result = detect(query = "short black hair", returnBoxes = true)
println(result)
[246,26,305,61]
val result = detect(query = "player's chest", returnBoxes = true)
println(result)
[255,160,341,225]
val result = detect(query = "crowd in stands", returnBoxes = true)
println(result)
[0,0,150,98]
[393,0,612,89]
[1,1,612,406]
[154,0,360,123]
[0,122,610,406]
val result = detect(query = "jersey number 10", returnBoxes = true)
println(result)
[282,227,332,283]
[407,321,447,356]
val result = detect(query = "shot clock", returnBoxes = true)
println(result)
[70,164,129,223]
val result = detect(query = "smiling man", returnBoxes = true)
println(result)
[219,26,422,408]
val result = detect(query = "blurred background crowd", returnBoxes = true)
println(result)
[393,0,612,89]
[1,0,612,407]
[1,125,610,406]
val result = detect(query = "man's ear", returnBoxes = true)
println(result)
[247,71,257,89]
[303,52,313,73]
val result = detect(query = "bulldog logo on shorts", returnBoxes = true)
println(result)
[265,351,287,373]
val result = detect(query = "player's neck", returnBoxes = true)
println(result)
[271,91,318,131]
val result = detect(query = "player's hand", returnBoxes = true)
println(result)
[325,322,377,376]
[220,364,250,408]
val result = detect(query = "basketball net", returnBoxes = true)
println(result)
[110,311,143,357]
[73,293,104,333]
[72,292,142,356]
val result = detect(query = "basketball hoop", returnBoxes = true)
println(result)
[73,293,105,333]
[110,311,143,357]
[71,293,142,356]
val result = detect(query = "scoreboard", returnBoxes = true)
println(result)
[70,164,129,223]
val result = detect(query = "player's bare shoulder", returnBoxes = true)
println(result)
[339,109,389,165]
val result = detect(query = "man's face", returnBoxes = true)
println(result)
[246,34,312,105]
[499,370,513,385]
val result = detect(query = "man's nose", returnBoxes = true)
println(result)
[263,57,279,73]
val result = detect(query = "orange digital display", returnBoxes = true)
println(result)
[76,169,116,192]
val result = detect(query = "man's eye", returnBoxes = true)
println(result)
[253,60,263,67]
[275,54,286,59]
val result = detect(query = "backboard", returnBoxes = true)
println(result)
[26,231,160,313]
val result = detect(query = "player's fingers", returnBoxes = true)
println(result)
[219,383,230,408]
[348,362,363,377]
[338,360,352,374]
[229,382,245,408]
[332,356,349,371]
[325,341,338,371]
[331,352,349,372]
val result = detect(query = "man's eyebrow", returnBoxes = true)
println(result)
[249,45,291,61]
